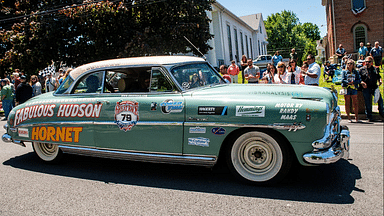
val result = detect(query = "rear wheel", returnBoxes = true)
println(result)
[226,131,291,185]
[32,142,63,163]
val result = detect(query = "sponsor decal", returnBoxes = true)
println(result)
[211,127,225,135]
[114,101,139,132]
[160,99,183,114]
[31,126,83,142]
[150,102,157,111]
[14,103,103,127]
[56,103,103,118]
[279,108,299,114]
[275,103,303,108]
[236,106,265,117]
[188,137,210,147]
[281,115,297,120]
[250,91,304,97]
[198,106,227,115]
[18,128,29,138]
[14,104,56,126]
[189,127,206,134]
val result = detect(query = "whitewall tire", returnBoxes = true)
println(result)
[226,131,291,185]
[32,142,63,163]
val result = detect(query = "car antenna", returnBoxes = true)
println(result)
[183,36,207,61]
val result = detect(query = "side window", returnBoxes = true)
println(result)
[73,71,103,94]
[267,56,272,60]
[261,56,266,61]
[150,68,174,92]
[104,68,151,93]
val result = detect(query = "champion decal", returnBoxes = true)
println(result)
[114,101,139,132]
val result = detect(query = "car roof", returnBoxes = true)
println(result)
[70,56,206,80]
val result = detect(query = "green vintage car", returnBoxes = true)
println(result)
[2,56,350,185]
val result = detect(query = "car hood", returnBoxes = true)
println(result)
[190,84,334,103]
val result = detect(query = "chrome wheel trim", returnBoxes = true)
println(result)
[231,132,283,182]
[33,142,60,161]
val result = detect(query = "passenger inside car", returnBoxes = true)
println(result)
[85,75,100,93]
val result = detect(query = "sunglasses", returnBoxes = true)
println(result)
[365,61,372,63]
[277,66,284,68]
[306,58,311,60]
[347,63,353,65]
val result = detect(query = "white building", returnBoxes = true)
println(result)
[205,2,268,68]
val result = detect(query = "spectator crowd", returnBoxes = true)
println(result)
[0,65,71,120]
[220,40,383,122]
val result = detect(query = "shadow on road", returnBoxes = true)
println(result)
[3,152,361,204]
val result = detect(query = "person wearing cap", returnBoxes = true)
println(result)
[15,75,33,105]
[1,79,14,120]
[366,42,372,54]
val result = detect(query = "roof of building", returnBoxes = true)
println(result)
[239,13,263,32]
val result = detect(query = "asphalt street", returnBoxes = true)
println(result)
[0,120,382,215]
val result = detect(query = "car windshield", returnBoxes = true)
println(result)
[170,63,225,90]
[55,75,74,94]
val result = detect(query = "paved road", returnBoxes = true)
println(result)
[0,120,382,215]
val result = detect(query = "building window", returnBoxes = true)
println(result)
[259,26,262,34]
[234,28,239,61]
[240,32,244,56]
[227,24,233,61]
[250,38,253,59]
[354,25,367,51]
[245,35,249,58]
[258,40,260,56]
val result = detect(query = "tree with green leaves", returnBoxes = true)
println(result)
[0,0,214,77]
[264,10,320,64]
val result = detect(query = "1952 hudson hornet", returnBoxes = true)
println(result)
[3,56,350,184]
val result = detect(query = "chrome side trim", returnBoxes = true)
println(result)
[12,121,184,128]
[185,122,306,131]
[58,145,217,167]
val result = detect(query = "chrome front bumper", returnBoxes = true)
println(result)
[2,133,26,147]
[303,126,350,164]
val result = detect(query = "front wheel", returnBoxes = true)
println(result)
[32,142,63,163]
[226,131,292,185]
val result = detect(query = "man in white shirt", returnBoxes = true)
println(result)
[304,54,321,86]
[45,73,57,92]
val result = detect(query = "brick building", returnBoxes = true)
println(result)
[322,0,383,62]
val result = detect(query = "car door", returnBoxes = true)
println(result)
[93,67,184,154]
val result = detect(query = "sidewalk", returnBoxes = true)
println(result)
[339,105,383,120]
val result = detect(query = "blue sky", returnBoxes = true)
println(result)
[217,0,327,37]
